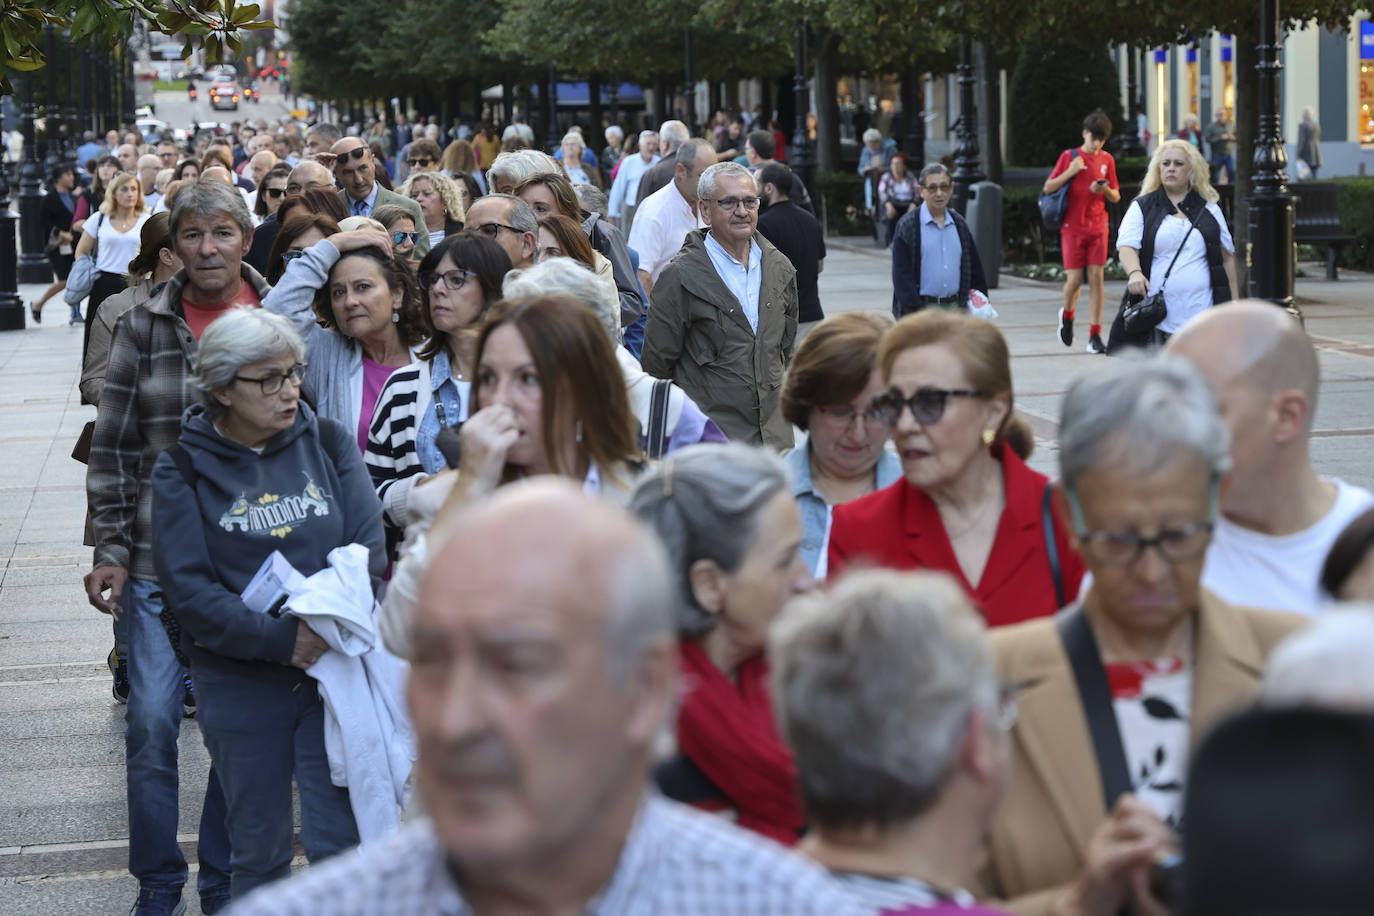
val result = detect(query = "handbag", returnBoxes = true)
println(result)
[63,213,102,306]
[1037,149,1079,231]
[1120,202,1205,337]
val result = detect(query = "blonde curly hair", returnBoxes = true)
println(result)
[1140,139,1219,203]
[400,169,466,224]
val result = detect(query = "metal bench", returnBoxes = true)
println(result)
[1292,182,1355,280]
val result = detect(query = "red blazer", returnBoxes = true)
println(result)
[827,448,1084,628]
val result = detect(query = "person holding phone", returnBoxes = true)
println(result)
[1043,110,1121,355]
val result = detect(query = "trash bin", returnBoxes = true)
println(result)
[965,181,1002,290]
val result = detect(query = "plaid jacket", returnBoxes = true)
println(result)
[87,265,273,580]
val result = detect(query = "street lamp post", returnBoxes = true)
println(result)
[950,37,984,215]
[903,64,925,163]
[1120,47,1144,158]
[44,25,62,173]
[790,19,813,194]
[1247,0,1300,320]
[17,72,51,285]
[80,47,93,142]
[122,50,135,125]
[683,29,696,136]
[0,150,26,331]
[65,31,78,166]
[545,66,558,153]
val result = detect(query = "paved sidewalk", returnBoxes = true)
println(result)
[0,245,1370,913]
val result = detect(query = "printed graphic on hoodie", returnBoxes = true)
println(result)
[219,475,333,538]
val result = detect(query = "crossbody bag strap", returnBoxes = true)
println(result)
[1041,483,1066,609]
[166,443,197,490]
[645,378,672,460]
[1156,201,1206,292]
[1056,607,1134,810]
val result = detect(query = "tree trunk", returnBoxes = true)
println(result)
[976,42,1003,185]
[652,72,667,126]
[589,71,603,134]
[1234,19,1258,297]
[813,30,842,173]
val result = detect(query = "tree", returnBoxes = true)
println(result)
[1007,43,1123,166]
[1,0,272,94]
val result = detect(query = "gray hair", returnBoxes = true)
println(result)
[1059,353,1231,492]
[658,119,689,152]
[918,162,950,186]
[770,569,997,830]
[560,131,586,154]
[862,128,882,144]
[574,182,607,217]
[1261,606,1374,711]
[168,178,253,240]
[697,161,757,205]
[190,309,305,416]
[628,443,790,637]
[305,122,342,145]
[503,258,620,344]
[504,193,538,236]
[605,125,624,144]
[638,129,658,145]
[675,137,713,173]
[488,148,561,185]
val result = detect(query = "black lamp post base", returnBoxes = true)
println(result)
[0,299,24,331]
[18,256,50,285]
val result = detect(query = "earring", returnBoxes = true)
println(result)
[981,429,995,446]
[391,311,400,324]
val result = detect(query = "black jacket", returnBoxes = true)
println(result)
[890,205,988,318]
[1133,188,1230,307]
[758,200,826,323]
[583,211,646,331]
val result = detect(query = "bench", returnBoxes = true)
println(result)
[1292,182,1355,280]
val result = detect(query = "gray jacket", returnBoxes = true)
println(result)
[642,228,798,449]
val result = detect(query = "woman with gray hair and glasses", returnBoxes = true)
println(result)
[629,443,812,844]
[974,354,1304,916]
[150,308,386,900]
[772,568,1014,914]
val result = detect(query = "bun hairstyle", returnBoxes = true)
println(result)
[125,212,173,280]
[877,310,1034,460]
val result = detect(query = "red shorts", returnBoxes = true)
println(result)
[1061,229,1108,269]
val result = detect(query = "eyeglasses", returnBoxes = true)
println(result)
[407,157,434,168]
[234,363,307,395]
[337,146,368,163]
[392,231,420,246]
[472,222,520,238]
[815,403,887,430]
[281,249,308,265]
[922,182,953,194]
[419,267,477,291]
[870,387,987,427]
[1065,487,1217,567]
[264,186,287,198]
[713,196,761,211]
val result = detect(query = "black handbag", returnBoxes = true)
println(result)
[1121,203,1205,337]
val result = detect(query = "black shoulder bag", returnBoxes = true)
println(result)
[644,378,672,460]
[1120,203,1205,338]
[1057,608,1134,811]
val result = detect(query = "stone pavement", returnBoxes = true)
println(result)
[0,245,1370,913]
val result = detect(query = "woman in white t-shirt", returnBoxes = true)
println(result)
[73,171,149,350]
[1115,139,1238,348]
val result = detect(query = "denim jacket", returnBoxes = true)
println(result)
[785,435,903,576]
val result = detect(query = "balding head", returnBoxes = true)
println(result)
[409,480,676,869]
[249,149,278,185]
[116,143,138,172]
[200,166,234,186]
[137,154,162,192]
[331,136,375,201]
[286,159,333,196]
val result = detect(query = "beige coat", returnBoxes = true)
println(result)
[641,228,798,449]
[975,590,1305,916]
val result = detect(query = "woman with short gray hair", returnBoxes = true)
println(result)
[629,443,812,844]
[976,354,1305,916]
[150,306,387,899]
[771,568,1014,914]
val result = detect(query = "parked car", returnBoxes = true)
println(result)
[209,80,240,111]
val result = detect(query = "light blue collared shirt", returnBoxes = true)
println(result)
[785,435,904,577]
[414,349,471,474]
[350,182,381,217]
[703,231,762,334]
[918,201,962,298]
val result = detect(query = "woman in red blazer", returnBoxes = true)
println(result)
[828,311,1083,627]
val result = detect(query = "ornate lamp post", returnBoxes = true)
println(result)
[545,65,558,153]
[790,19,813,193]
[950,37,984,215]
[683,29,696,136]
[64,31,78,166]
[1247,0,1300,320]
[0,149,25,330]
[903,64,925,162]
[17,72,51,285]
[80,47,93,142]
[44,25,62,173]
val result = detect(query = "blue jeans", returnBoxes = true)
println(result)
[124,578,232,896]
[1210,153,1235,182]
[195,666,359,898]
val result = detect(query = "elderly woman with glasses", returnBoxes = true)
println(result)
[973,354,1304,916]
[150,309,384,899]
[828,310,1084,627]
[772,568,1016,914]
[780,311,902,576]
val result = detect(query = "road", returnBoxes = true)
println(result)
[147,81,299,142]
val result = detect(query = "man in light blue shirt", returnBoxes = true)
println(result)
[607,130,659,230]
[917,167,962,304]
[890,162,989,317]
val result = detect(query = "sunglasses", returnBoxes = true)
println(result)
[870,386,987,427]
[392,230,420,245]
[281,249,308,265]
[473,222,520,238]
[407,157,434,168]
[337,146,369,163]
[264,186,287,198]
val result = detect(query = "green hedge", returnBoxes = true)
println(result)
[812,170,871,237]
[1330,177,1374,270]
[1008,43,1124,167]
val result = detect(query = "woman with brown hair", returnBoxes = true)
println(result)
[535,213,618,299]
[441,138,487,194]
[827,310,1085,627]
[72,154,119,235]
[266,212,341,285]
[780,311,903,576]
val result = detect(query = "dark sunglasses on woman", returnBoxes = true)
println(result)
[871,387,987,427]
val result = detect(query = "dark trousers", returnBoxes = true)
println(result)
[82,270,126,365]
[885,200,917,246]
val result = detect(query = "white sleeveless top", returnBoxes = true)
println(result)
[93,212,150,274]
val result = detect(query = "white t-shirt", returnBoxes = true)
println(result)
[1117,200,1233,333]
[92,212,150,274]
[1202,478,1374,614]
[628,179,705,283]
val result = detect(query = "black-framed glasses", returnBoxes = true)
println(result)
[713,196,761,211]
[472,221,520,238]
[407,157,434,168]
[815,403,886,430]
[264,186,287,198]
[235,363,307,395]
[1065,486,1218,567]
[871,387,987,427]
[281,249,308,265]
[419,268,477,291]
[392,230,420,246]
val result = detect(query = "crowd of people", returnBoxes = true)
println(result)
[30,104,1374,916]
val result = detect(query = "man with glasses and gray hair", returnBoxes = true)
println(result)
[642,161,798,449]
[890,162,988,319]
[462,193,538,270]
[772,568,1015,914]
